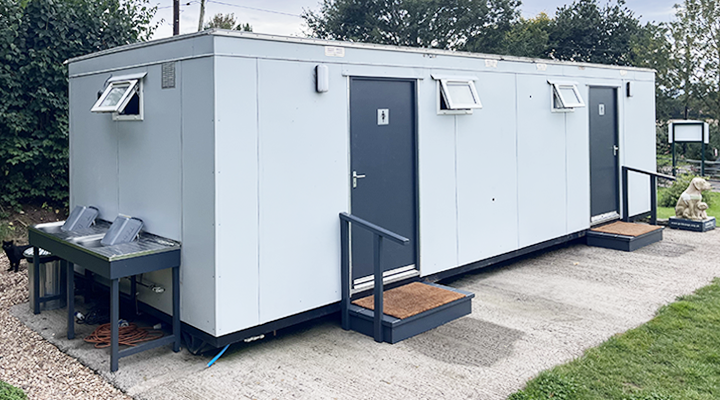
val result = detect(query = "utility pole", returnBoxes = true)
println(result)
[198,0,205,32]
[173,0,180,35]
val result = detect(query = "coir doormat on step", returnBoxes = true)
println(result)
[352,282,465,320]
[591,221,662,237]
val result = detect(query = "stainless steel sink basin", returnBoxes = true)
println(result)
[30,219,180,262]
[36,222,64,235]
[68,234,105,249]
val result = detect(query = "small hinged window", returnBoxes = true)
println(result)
[440,79,482,110]
[549,81,585,112]
[432,74,482,115]
[92,72,146,121]
[92,80,139,113]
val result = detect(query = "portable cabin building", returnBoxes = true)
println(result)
[66,30,656,345]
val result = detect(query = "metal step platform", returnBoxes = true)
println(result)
[586,221,664,252]
[346,282,474,344]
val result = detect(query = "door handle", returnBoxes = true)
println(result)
[613,145,619,156]
[352,171,366,188]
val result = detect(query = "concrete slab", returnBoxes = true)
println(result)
[12,228,720,399]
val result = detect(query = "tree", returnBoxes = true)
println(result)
[302,0,520,53]
[204,13,253,31]
[500,12,551,58]
[671,0,720,121]
[546,0,643,65]
[0,0,157,207]
[662,0,720,161]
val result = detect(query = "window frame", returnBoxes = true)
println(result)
[431,74,482,115]
[439,79,483,110]
[549,80,585,112]
[91,79,140,113]
[112,80,143,121]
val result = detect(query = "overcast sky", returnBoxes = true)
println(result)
[152,0,680,39]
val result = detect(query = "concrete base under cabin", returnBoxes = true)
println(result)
[11,227,720,400]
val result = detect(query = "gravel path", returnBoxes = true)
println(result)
[0,255,130,399]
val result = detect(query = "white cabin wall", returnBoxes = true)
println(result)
[256,59,348,324]
[516,73,569,247]
[456,73,519,265]
[417,75,459,276]
[181,57,217,335]
[564,82,591,233]
[68,74,120,222]
[213,56,260,335]
[116,67,182,241]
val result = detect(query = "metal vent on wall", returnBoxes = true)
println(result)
[162,62,176,89]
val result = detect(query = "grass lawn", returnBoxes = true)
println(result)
[0,380,26,400]
[657,191,720,220]
[510,280,720,400]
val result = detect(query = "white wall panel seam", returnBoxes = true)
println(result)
[454,116,460,266]
[565,112,569,233]
[179,62,184,317]
[256,57,261,325]
[514,73,521,249]
[211,56,220,333]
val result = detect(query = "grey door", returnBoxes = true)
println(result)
[350,78,417,281]
[589,87,619,220]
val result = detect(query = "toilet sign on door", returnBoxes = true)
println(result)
[377,109,389,125]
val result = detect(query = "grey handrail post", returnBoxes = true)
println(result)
[373,234,384,343]
[650,175,657,225]
[621,166,674,225]
[340,217,350,331]
[338,212,409,342]
[622,166,629,222]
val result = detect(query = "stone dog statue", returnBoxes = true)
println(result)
[675,177,713,220]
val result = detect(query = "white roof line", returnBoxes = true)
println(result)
[66,28,655,73]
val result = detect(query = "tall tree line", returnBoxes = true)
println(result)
[0,0,157,207]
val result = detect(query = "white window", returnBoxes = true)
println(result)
[91,72,146,121]
[92,80,139,113]
[432,74,482,114]
[549,81,585,112]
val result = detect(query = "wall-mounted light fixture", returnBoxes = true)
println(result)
[316,64,329,93]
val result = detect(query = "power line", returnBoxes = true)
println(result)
[205,0,302,18]
[158,1,198,10]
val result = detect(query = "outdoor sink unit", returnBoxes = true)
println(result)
[64,30,658,351]
[28,218,181,371]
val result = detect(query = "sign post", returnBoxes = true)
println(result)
[669,120,709,176]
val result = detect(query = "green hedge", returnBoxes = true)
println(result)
[0,0,157,208]
[658,174,714,208]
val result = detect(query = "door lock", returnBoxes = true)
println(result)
[613,145,619,156]
[352,171,366,188]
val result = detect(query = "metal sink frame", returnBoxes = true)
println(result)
[28,220,182,372]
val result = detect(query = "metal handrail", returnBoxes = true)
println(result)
[621,166,676,225]
[339,212,409,343]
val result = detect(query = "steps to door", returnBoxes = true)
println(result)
[347,282,473,344]
[586,221,663,251]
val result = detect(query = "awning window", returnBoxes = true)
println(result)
[91,79,139,113]
[549,81,585,111]
[439,79,482,110]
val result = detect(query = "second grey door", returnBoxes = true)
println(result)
[350,78,417,282]
[589,87,619,220]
